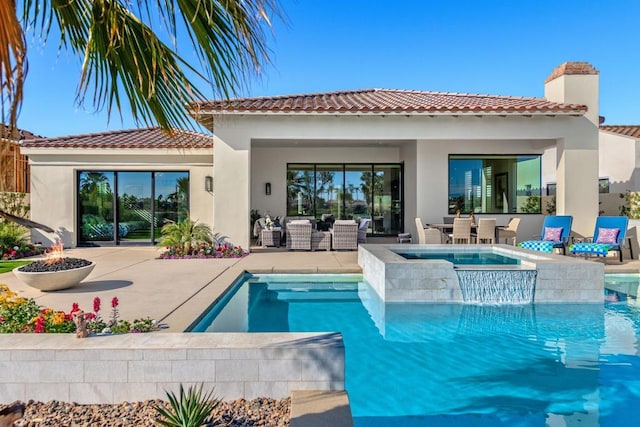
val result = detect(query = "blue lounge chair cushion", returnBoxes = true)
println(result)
[570,242,615,257]
[518,240,558,253]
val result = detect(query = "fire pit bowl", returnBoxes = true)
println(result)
[13,258,95,291]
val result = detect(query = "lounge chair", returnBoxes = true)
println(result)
[518,215,572,254]
[330,220,358,250]
[569,216,629,263]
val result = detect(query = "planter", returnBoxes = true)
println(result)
[13,262,96,291]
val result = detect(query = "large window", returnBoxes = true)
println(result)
[286,163,403,235]
[448,155,541,214]
[78,171,188,244]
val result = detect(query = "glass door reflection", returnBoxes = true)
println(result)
[117,172,152,242]
[78,172,115,242]
[372,165,402,235]
[154,172,189,229]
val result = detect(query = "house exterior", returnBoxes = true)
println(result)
[20,127,213,247]
[192,62,600,248]
[20,62,604,250]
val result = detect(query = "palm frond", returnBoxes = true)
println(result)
[17,0,281,131]
[0,209,55,233]
[0,0,27,130]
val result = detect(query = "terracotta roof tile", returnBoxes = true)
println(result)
[545,62,599,83]
[194,88,587,115]
[20,127,213,149]
[600,125,640,139]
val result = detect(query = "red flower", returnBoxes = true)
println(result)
[111,297,119,308]
[34,316,46,333]
[86,312,96,320]
[93,297,101,313]
[71,302,80,313]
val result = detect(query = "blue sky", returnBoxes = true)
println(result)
[17,0,640,137]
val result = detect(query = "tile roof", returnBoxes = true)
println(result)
[600,125,640,139]
[545,62,599,83]
[194,88,588,115]
[20,127,213,149]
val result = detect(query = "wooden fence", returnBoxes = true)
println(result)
[0,141,29,193]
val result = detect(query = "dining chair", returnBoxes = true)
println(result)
[415,218,427,244]
[449,218,472,244]
[498,217,520,245]
[474,218,496,244]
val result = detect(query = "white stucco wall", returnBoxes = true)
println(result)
[212,113,598,248]
[599,131,639,193]
[22,148,213,247]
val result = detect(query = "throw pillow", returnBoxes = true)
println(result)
[543,227,563,242]
[596,228,620,244]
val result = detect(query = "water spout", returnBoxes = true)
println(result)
[456,269,537,304]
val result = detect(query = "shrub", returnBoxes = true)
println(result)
[154,384,222,427]
[159,216,212,254]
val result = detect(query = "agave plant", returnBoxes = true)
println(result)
[154,384,221,427]
[160,216,212,255]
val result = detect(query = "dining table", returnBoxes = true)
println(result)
[425,222,506,243]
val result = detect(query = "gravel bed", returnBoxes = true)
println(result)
[11,397,290,426]
[18,258,92,273]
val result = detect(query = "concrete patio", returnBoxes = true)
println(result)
[0,247,360,331]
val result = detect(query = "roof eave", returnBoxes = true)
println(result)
[193,109,587,117]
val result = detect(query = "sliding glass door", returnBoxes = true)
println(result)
[78,171,189,245]
[78,172,115,242]
[117,172,153,242]
[286,163,403,236]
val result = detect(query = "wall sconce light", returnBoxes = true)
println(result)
[205,176,213,192]
[265,182,271,195]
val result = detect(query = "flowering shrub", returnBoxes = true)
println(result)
[0,285,157,334]
[159,242,247,259]
[0,222,44,260]
[158,215,248,259]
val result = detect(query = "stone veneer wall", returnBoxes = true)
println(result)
[0,332,344,404]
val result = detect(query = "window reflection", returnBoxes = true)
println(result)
[286,164,403,235]
[448,155,541,214]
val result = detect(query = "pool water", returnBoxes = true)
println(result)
[192,274,640,426]
[394,250,521,265]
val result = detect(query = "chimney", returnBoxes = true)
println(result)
[544,62,599,126]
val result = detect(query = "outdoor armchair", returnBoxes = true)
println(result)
[286,221,312,251]
[330,220,358,250]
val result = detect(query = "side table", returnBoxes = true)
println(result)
[261,229,281,247]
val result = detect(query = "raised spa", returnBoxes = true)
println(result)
[358,244,604,303]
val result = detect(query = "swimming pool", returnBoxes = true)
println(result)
[394,250,521,265]
[192,273,640,426]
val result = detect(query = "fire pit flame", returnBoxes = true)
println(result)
[45,240,65,265]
